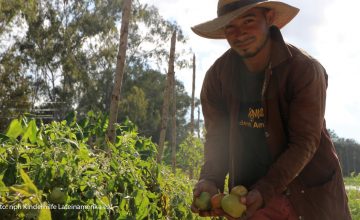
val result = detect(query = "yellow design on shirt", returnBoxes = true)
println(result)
[248,107,264,120]
[239,107,265,129]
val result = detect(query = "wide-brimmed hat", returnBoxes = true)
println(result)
[191,0,299,39]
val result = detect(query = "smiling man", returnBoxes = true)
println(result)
[190,0,351,219]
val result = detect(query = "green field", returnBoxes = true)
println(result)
[345,175,360,220]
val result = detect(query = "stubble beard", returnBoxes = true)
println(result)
[234,33,270,59]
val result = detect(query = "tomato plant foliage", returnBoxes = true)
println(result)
[0,112,200,219]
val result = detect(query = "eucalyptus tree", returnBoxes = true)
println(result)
[0,0,36,130]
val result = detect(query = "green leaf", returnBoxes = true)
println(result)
[3,163,17,186]
[22,119,38,144]
[99,196,110,207]
[6,119,24,139]
[9,185,33,197]
[37,203,52,220]
[0,178,9,193]
[60,138,79,149]
[36,132,45,146]
[65,111,77,126]
[19,168,38,194]
[134,190,150,219]
[0,133,9,142]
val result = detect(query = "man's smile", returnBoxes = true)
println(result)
[233,37,256,49]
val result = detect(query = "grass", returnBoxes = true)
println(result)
[345,174,360,219]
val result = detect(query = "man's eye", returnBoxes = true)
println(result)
[244,19,254,25]
[225,27,235,34]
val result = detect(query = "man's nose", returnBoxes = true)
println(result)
[233,27,247,39]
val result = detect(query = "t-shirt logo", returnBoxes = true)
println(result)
[239,104,265,129]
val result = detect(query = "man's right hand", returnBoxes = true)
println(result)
[191,179,247,219]
[191,179,219,215]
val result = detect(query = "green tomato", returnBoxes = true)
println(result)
[49,187,67,204]
[195,191,211,211]
[221,194,246,218]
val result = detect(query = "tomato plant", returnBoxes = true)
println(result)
[0,112,202,219]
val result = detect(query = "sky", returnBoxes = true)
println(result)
[140,0,360,142]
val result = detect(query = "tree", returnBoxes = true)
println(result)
[2,0,188,116]
[0,0,37,35]
[118,86,148,126]
[0,52,31,131]
[3,0,129,118]
[117,69,191,146]
[0,0,37,130]
[330,130,360,176]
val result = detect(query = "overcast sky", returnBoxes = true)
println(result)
[140,0,360,142]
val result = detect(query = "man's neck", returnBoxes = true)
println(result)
[243,40,272,73]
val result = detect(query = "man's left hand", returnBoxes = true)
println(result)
[243,189,264,219]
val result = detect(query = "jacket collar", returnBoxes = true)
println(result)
[269,26,293,68]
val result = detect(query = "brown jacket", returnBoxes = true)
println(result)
[200,27,351,220]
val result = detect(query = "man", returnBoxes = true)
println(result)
[190,0,351,219]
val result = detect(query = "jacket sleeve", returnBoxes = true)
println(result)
[255,58,328,203]
[199,64,230,191]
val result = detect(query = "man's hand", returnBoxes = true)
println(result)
[191,179,218,215]
[191,180,246,219]
[243,189,264,219]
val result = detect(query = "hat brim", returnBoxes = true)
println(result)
[191,1,299,39]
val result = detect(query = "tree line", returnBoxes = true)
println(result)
[329,130,360,176]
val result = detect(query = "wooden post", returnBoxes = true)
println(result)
[171,77,177,173]
[197,106,201,138]
[107,0,132,144]
[190,54,196,134]
[157,30,176,163]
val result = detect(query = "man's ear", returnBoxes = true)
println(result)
[265,9,275,26]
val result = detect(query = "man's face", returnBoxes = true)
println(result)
[224,8,273,58]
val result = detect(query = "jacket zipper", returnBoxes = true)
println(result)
[262,63,272,123]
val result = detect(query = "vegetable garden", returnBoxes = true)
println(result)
[1,115,360,219]
[0,113,200,219]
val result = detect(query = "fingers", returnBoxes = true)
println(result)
[193,179,218,196]
[239,213,249,220]
[192,179,206,197]
[240,195,247,204]
[190,204,199,213]
[244,190,263,218]
[199,209,224,217]
[199,210,213,217]
[212,207,225,215]
[192,179,218,213]
[224,213,244,220]
[192,185,201,197]
[245,189,262,206]
[245,190,256,205]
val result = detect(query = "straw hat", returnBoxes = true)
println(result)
[191,0,299,39]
